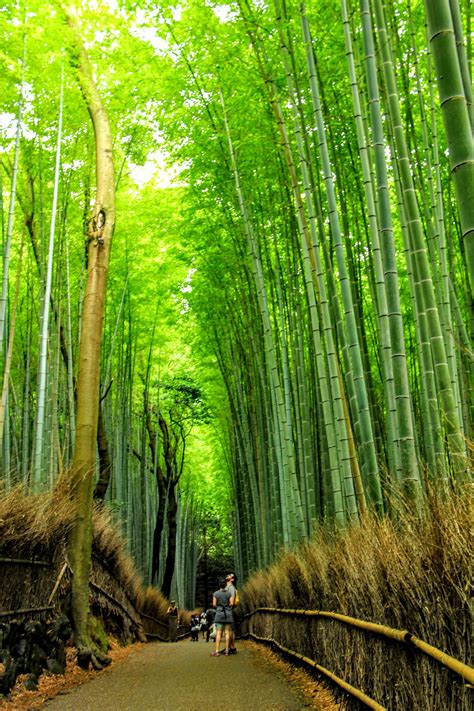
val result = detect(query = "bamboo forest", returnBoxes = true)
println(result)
[0,0,472,708]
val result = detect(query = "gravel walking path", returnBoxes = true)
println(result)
[44,640,315,710]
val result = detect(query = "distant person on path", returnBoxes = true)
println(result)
[210,578,234,656]
[166,600,179,642]
[205,606,216,642]
[190,614,200,641]
[225,572,239,654]
[199,610,208,639]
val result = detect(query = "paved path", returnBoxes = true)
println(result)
[45,640,313,710]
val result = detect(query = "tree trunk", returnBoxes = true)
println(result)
[64,6,115,666]
[151,483,166,584]
[93,402,112,502]
[162,482,178,599]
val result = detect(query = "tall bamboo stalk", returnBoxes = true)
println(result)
[221,91,305,544]
[0,33,26,356]
[424,0,474,294]
[300,9,382,511]
[0,234,24,460]
[372,0,467,481]
[33,67,64,490]
[341,0,407,489]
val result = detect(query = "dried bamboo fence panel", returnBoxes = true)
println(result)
[249,630,386,710]
[90,553,146,643]
[0,545,65,618]
[0,490,190,656]
[240,607,473,710]
[140,610,169,641]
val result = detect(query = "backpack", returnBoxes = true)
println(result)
[233,588,240,607]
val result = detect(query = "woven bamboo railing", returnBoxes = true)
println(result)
[240,606,473,709]
[243,606,474,684]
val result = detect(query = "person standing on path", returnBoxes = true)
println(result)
[205,605,216,642]
[226,572,238,654]
[211,578,234,656]
[166,600,179,642]
[190,614,200,642]
[199,610,208,639]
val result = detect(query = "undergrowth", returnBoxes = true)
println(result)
[0,482,191,634]
[240,491,473,710]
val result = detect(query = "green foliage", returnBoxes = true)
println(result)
[0,0,472,585]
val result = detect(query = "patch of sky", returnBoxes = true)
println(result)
[93,29,108,44]
[21,81,35,110]
[0,106,36,147]
[250,0,267,12]
[177,267,197,313]
[129,149,189,189]
[89,0,119,11]
[185,268,197,284]
[62,159,84,172]
[130,16,169,56]
[0,113,17,142]
[212,4,238,23]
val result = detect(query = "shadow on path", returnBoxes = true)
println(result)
[44,640,313,710]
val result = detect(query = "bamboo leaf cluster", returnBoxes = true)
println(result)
[0,0,472,588]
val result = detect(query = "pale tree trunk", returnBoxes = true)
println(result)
[64,6,115,667]
[33,67,64,490]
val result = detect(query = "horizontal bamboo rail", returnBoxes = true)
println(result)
[177,627,191,641]
[0,556,51,567]
[140,610,169,630]
[409,636,474,685]
[249,631,386,710]
[91,554,144,621]
[143,622,191,642]
[143,630,168,642]
[245,607,474,684]
[0,605,54,618]
[140,610,192,642]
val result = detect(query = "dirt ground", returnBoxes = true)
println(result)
[0,639,340,710]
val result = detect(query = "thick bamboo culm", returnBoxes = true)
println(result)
[249,631,386,710]
[246,607,474,684]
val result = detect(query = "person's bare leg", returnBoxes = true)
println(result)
[214,628,222,654]
[224,627,230,654]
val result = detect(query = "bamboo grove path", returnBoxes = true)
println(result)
[44,640,319,710]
